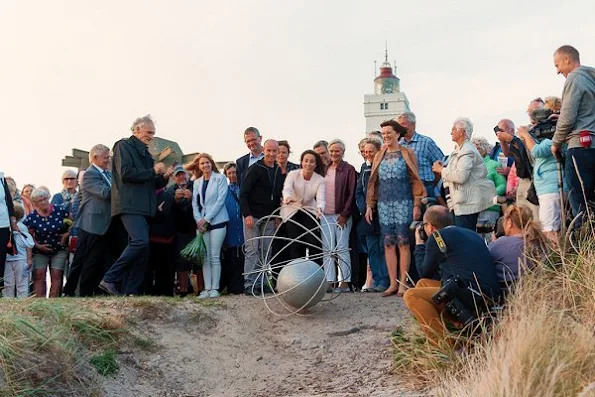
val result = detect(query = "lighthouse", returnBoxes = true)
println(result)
[363,49,410,133]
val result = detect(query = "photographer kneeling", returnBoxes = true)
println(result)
[403,206,501,347]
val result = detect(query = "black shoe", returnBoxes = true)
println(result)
[99,280,121,296]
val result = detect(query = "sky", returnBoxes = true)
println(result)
[1,0,595,194]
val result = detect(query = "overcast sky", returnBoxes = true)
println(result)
[1,0,594,193]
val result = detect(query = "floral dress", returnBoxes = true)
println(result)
[377,151,413,246]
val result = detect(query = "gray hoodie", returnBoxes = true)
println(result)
[552,65,595,149]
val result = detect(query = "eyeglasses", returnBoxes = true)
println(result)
[63,178,76,181]
[493,126,504,134]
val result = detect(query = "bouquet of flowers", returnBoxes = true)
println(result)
[181,232,207,266]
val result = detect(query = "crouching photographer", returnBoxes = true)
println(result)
[403,206,501,347]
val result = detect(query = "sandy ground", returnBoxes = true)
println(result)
[102,293,425,397]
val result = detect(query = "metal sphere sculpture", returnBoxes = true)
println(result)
[276,259,326,309]
[243,206,352,316]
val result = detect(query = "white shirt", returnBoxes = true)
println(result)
[6,221,35,262]
[93,164,111,186]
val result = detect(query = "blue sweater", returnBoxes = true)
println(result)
[530,139,566,195]
[224,184,244,247]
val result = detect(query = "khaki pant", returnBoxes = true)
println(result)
[403,278,447,346]
[516,178,540,221]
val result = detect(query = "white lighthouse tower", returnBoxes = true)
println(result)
[364,49,410,133]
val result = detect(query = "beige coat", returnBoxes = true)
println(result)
[442,141,496,216]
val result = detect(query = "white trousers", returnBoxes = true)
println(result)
[3,259,30,298]
[321,214,352,282]
[202,227,226,291]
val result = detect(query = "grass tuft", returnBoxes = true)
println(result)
[392,221,595,396]
[90,349,119,376]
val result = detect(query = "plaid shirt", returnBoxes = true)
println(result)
[399,132,444,182]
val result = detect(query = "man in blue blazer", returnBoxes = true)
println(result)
[64,144,113,296]
[236,127,264,185]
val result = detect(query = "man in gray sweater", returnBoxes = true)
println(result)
[551,45,595,223]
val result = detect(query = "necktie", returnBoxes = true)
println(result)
[103,170,112,185]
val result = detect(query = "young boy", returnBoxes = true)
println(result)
[4,203,34,298]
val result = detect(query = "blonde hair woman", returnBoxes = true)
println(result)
[191,153,229,299]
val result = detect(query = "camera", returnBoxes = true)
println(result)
[528,108,557,140]
[410,221,427,241]
[476,220,495,234]
[432,277,478,326]
[408,197,437,241]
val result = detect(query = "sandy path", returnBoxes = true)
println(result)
[103,294,423,397]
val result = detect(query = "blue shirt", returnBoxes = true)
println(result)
[399,132,444,183]
[224,184,244,247]
[248,152,264,167]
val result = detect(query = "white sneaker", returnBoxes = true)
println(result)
[209,290,220,298]
[198,290,210,299]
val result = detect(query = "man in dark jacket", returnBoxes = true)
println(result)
[404,206,500,346]
[240,139,283,294]
[167,166,196,296]
[99,115,172,296]
[64,144,112,297]
[236,126,264,185]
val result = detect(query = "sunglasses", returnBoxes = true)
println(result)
[493,126,504,134]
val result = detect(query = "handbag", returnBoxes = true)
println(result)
[526,182,539,206]
[7,226,18,256]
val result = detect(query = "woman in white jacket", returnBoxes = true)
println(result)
[191,153,229,298]
[432,117,496,230]
[281,150,326,264]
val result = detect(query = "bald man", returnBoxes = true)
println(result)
[495,118,540,220]
[239,139,283,294]
[404,205,500,346]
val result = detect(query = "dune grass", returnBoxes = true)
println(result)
[392,227,595,396]
[0,298,125,397]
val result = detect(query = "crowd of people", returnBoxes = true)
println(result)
[0,45,593,346]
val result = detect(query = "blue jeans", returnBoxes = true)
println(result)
[566,148,595,223]
[103,214,150,295]
[365,235,388,288]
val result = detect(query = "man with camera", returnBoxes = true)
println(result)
[550,45,595,224]
[403,206,501,346]
[495,118,540,220]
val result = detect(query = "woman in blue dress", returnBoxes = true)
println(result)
[365,120,426,296]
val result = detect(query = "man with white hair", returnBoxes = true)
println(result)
[397,111,444,197]
[99,115,173,296]
[64,144,112,296]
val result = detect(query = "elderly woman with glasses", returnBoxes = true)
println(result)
[24,188,70,297]
[432,118,496,230]
[51,170,78,213]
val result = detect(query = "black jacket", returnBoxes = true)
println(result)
[167,182,196,234]
[415,226,501,300]
[1,177,15,221]
[240,160,283,219]
[111,135,168,217]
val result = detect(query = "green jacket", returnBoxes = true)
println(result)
[483,155,506,213]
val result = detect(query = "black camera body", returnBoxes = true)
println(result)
[432,277,478,326]
[476,220,495,234]
[529,108,557,140]
[409,221,428,241]
[409,197,438,242]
